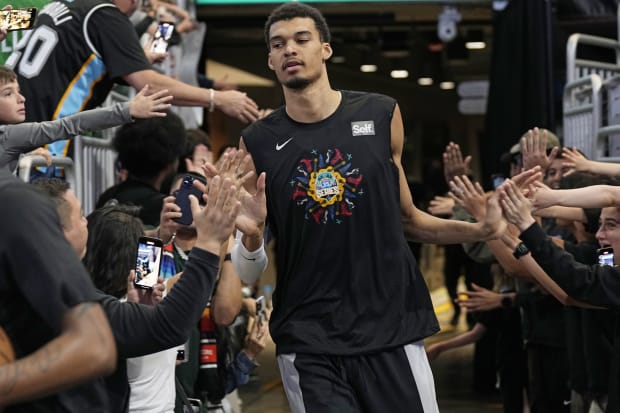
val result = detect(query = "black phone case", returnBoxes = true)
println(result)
[173,180,203,226]
[134,236,163,289]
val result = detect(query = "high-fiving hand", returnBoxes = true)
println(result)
[498,180,536,232]
[191,176,241,254]
[201,148,267,238]
[448,175,487,221]
[520,128,559,173]
[129,85,173,119]
[442,142,472,185]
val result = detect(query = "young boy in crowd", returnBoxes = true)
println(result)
[0,66,173,172]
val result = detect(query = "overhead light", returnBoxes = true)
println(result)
[465,41,486,50]
[360,64,378,73]
[331,56,346,64]
[465,29,486,50]
[440,81,455,90]
[390,70,409,79]
[418,77,433,86]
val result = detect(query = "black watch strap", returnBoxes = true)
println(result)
[501,294,512,308]
[513,242,530,259]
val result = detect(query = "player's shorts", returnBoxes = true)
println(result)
[277,340,439,413]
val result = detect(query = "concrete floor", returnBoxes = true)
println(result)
[237,245,504,413]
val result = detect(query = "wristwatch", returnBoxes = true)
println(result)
[513,242,529,259]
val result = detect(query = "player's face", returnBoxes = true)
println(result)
[0,80,25,124]
[596,207,620,263]
[62,190,89,259]
[267,17,332,90]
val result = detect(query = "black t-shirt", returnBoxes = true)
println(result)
[563,240,615,395]
[521,223,620,411]
[514,218,572,348]
[475,305,524,363]
[0,170,106,412]
[96,178,165,227]
[243,90,439,355]
[7,0,150,158]
[96,248,220,412]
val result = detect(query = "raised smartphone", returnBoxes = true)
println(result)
[134,236,163,289]
[173,174,206,226]
[0,8,37,31]
[150,22,175,54]
[598,247,614,267]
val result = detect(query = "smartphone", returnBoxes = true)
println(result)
[150,22,175,54]
[598,247,614,267]
[134,236,164,289]
[173,174,206,226]
[0,8,37,31]
[256,295,267,327]
[491,174,506,189]
[176,340,189,363]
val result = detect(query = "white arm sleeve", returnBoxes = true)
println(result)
[231,230,268,285]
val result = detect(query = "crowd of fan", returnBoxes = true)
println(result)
[6,1,620,413]
[426,128,620,413]
[0,0,271,412]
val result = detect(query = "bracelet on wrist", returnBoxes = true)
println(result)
[156,227,175,245]
[224,253,232,262]
[209,88,215,113]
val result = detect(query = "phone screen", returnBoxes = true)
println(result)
[150,22,175,53]
[134,237,163,289]
[0,8,37,31]
[492,174,506,190]
[598,247,614,267]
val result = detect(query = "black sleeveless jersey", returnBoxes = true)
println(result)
[243,90,439,355]
[6,0,150,157]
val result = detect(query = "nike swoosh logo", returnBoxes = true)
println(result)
[240,254,256,261]
[276,137,293,151]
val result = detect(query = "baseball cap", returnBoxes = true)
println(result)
[509,129,560,155]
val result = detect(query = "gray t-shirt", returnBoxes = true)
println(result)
[0,102,131,172]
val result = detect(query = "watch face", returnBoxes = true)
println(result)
[513,242,529,258]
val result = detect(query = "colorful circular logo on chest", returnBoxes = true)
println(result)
[290,148,363,224]
[308,166,345,207]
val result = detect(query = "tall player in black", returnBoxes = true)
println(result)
[6,0,259,160]
[240,3,505,413]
